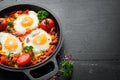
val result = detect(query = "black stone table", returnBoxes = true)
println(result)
[0,0,120,80]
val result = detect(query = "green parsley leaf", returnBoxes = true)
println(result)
[8,21,13,26]
[9,61,14,66]
[6,26,11,31]
[37,10,49,22]
[60,61,73,79]
[23,46,33,51]
[7,53,13,59]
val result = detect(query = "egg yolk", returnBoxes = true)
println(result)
[21,16,33,27]
[33,34,47,45]
[4,37,18,51]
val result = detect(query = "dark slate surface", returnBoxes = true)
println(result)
[0,0,120,80]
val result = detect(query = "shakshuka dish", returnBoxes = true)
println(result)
[0,9,58,68]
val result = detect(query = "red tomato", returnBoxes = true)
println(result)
[17,54,31,66]
[0,56,8,65]
[0,18,8,31]
[39,18,54,32]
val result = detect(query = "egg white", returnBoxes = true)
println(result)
[24,29,52,54]
[0,32,22,56]
[14,11,39,34]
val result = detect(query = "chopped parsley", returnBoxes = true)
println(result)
[8,21,13,26]
[7,53,13,59]
[6,26,11,31]
[37,10,49,22]
[23,46,33,51]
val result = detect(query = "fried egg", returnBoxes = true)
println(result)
[14,11,39,34]
[24,29,52,54]
[0,32,22,55]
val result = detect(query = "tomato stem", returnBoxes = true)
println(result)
[45,19,49,25]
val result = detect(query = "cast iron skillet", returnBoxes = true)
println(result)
[0,4,63,80]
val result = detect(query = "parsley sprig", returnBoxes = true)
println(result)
[7,53,13,59]
[23,46,33,52]
[37,10,49,22]
[60,61,73,79]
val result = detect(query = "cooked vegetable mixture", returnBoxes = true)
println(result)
[0,9,58,68]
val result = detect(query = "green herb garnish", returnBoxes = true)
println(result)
[37,10,49,22]
[60,61,73,79]
[6,26,11,31]
[8,21,13,26]
[7,53,13,59]
[23,46,33,51]
[9,61,14,66]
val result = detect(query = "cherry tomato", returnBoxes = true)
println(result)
[0,18,8,31]
[39,18,54,32]
[17,54,31,66]
[0,56,8,65]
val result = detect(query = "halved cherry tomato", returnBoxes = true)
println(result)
[39,18,54,32]
[0,18,8,31]
[17,54,31,66]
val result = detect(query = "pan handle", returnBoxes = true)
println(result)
[23,57,59,80]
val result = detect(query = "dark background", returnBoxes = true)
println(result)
[0,0,120,80]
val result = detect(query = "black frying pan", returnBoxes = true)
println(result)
[0,4,63,80]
